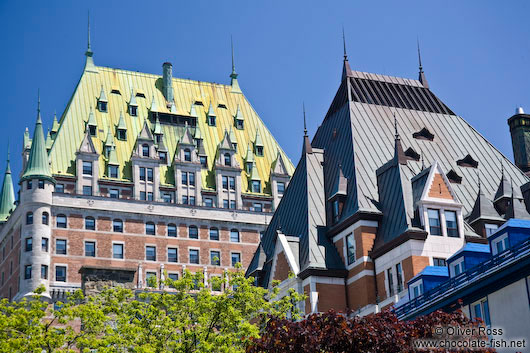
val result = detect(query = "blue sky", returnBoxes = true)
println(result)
[0,0,529,186]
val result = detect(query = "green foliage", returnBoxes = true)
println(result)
[0,269,305,353]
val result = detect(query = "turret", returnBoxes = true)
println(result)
[0,149,16,222]
[508,107,530,175]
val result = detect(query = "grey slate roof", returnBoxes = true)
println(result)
[467,183,505,224]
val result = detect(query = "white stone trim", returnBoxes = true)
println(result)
[277,232,300,275]
[332,220,378,243]
[346,269,375,285]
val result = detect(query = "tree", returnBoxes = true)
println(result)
[0,268,304,353]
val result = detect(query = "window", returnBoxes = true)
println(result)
[140,191,146,201]
[160,152,167,163]
[182,171,188,185]
[27,180,32,190]
[168,273,179,284]
[210,228,219,241]
[256,146,264,156]
[142,144,149,157]
[85,241,96,257]
[55,184,64,193]
[38,180,45,189]
[113,219,123,232]
[56,266,67,282]
[211,250,221,266]
[146,272,157,287]
[168,248,178,262]
[163,193,173,203]
[224,153,231,166]
[113,243,124,259]
[427,209,441,236]
[41,265,48,280]
[83,161,92,175]
[83,185,92,196]
[182,195,188,205]
[139,167,146,181]
[41,238,49,252]
[387,268,394,296]
[56,239,67,255]
[230,229,240,243]
[204,198,213,207]
[89,125,97,136]
[189,173,195,186]
[222,176,228,189]
[189,196,196,205]
[485,224,499,237]
[168,224,177,237]
[25,237,32,252]
[251,180,261,193]
[200,156,207,168]
[24,265,32,280]
[147,168,153,182]
[277,182,285,194]
[147,192,153,201]
[98,101,107,112]
[445,210,459,237]
[184,149,191,162]
[236,119,244,130]
[410,282,423,299]
[396,263,404,293]
[146,222,155,235]
[332,200,340,223]
[26,212,33,225]
[471,298,491,326]
[231,252,241,267]
[109,189,119,199]
[230,200,236,209]
[433,258,447,267]
[246,162,252,174]
[228,176,235,190]
[189,249,199,264]
[188,225,198,239]
[346,233,355,265]
[146,246,156,261]
[117,128,127,141]
[42,212,49,225]
[253,203,263,212]
[109,165,119,178]
[452,259,465,276]
[57,214,67,228]
[208,115,216,126]
[223,199,229,209]
[493,236,510,255]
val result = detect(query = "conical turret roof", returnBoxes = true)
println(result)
[51,112,60,134]
[0,151,15,222]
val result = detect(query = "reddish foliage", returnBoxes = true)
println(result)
[247,309,495,353]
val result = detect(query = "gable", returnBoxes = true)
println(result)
[428,173,454,200]
[272,251,291,282]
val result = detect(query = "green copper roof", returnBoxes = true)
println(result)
[129,89,137,107]
[245,144,254,163]
[190,104,198,118]
[45,129,53,150]
[107,146,119,166]
[21,102,54,183]
[0,152,15,222]
[51,113,60,134]
[254,128,263,147]
[23,127,31,150]
[194,125,203,140]
[105,129,116,148]
[98,85,107,102]
[87,108,97,127]
[229,126,237,145]
[235,105,245,121]
[117,111,127,130]
[249,162,261,181]
[208,103,216,117]
[152,115,162,135]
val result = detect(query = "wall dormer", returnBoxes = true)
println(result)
[133,120,156,159]
[128,89,138,117]
[254,129,264,157]
[328,166,347,224]
[234,105,244,130]
[207,103,216,126]
[75,130,99,196]
[87,108,97,137]
[116,111,127,141]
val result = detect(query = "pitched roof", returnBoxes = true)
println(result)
[271,150,289,176]
[21,106,53,183]
[467,181,504,224]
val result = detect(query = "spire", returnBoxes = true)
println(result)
[0,145,15,222]
[230,36,242,94]
[393,112,407,165]
[417,39,429,89]
[302,103,312,154]
[51,111,59,136]
[21,93,54,183]
[303,102,308,137]
[84,11,95,69]
[341,26,353,80]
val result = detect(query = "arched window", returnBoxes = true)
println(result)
[113,219,123,233]
[42,212,49,225]
[85,216,95,230]
[224,153,231,166]
[184,149,191,162]
[168,223,177,237]
[188,225,198,239]
[209,227,219,241]
[56,214,67,228]
[230,229,240,243]
[26,212,33,225]
[142,144,150,157]
[146,222,155,235]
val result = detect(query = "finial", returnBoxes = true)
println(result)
[478,171,481,191]
[342,26,347,61]
[417,38,423,73]
[37,89,41,113]
[303,102,307,136]
[420,148,425,170]
[87,11,91,51]
[393,112,399,139]
[230,35,238,79]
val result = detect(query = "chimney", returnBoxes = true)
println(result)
[508,106,530,175]
[162,62,174,103]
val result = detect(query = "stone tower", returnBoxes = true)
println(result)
[508,107,530,175]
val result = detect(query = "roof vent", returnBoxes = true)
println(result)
[404,147,420,161]
[457,154,479,168]
[516,107,525,115]
[412,127,434,141]
[136,92,146,98]
[446,169,462,183]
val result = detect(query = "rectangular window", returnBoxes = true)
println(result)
[189,249,199,264]
[222,176,228,190]
[160,152,167,163]
[396,263,403,293]
[168,224,177,237]
[200,156,207,168]
[146,246,156,261]
[83,185,92,196]
[209,228,219,241]
[253,203,263,212]
[168,273,179,282]
[163,193,172,203]
[140,191,146,201]
[182,171,188,185]
[230,200,236,209]
[41,264,48,280]
[147,168,153,182]
[109,189,119,199]
[230,229,240,243]
[83,161,92,175]
[24,265,32,279]
[139,167,146,181]
[27,180,32,190]
[38,180,45,189]
[485,224,499,237]
[387,268,394,296]
[411,282,423,299]
[189,173,195,186]
[211,250,221,266]
[146,222,156,235]
[223,199,229,209]
[85,241,96,257]
[57,215,67,228]
[427,209,441,236]
[147,192,153,201]
[472,299,491,327]
[453,259,465,276]
[231,252,241,267]
[113,243,124,259]
[182,195,188,205]
[229,177,235,190]
[109,165,119,178]
[445,210,459,237]
[55,184,64,193]
[277,182,285,194]
[188,226,198,239]
[189,196,196,205]
[494,237,510,255]
[41,238,49,252]
[56,266,67,282]
[346,233,355,265]
[168,248,178,263]
[56,239,67,255]
[433,258,447,267]
[204,198,213,207]
[251,181,261,193]
[25,237,32,252]
[332,200,340,223]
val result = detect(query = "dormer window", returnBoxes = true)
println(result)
[155,135,162,144]
[456,154,478,168]
[332,200,340,223]
[246,162,252,174]
[256,146,264,157]
[108,165,119,179]
[251,180,261,193]
[445,210,459,237]
[184,149,191,162]
[236,120,244,130]
[98,101,107,113]
[129,105,138,117]
[200,156,207,168]
[89,125,97,136]
[451,258,465,276]
[412,127,434,141]
[427,209,441,235]
[104,146,112,158]
[208,115,216,126]
[224,153,231,166]
[142,144,150,157]
[160,152,167,163]
[117,129,127,141]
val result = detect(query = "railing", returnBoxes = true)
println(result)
[394,238,530,318]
